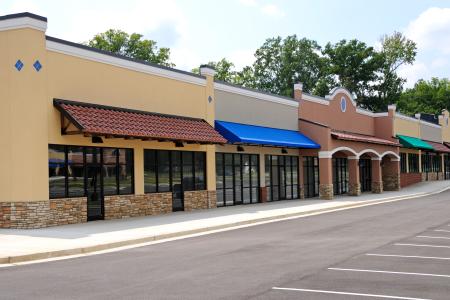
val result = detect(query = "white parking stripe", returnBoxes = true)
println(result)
[434,229,450,233]
[417,235,450,240]
[272,287,431,300]
[329,267,450,278]
[366,253,450,260]
[395,243,450,248]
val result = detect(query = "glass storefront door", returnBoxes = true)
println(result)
[86,147,104,220]
[333,157,348,195]
[359,158,372,192]
[265,155,299,201]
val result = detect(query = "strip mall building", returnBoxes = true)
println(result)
[1,13,450,228]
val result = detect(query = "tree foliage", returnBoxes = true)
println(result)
[397,78,450,115]
[87,29,174,67]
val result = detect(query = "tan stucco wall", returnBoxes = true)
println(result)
[394,116,420,138]
[440,110,450,143]
[0,25,216,202]
[0,28,49,202]
[215,89,298,130]
[420,123,442,143]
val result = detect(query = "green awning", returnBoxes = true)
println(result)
[397,135,434,150]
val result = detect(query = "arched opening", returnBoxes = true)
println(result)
[381,152,401,191]
[331,148,357,196]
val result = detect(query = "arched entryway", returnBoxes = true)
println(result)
[381,151,401,191]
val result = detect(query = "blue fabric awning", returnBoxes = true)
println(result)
[215,120,320,149]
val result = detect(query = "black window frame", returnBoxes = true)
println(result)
[49,144,134,199]
[400,153,407,173]
[408,153,419,173]
[144,150,206,194]
[215,153,260,207]
[332,157,348,195]
[265,155,299,202]
[303,156,319,198]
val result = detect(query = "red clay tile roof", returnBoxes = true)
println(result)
[331,130,400,147]
[54,99,227,144]
[426,140,450,153]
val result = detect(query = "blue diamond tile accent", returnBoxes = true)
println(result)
[15,59,24,71]
[33,60,42,72]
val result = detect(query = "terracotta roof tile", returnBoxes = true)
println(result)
[331,130,400,147]
[54,99,227,144]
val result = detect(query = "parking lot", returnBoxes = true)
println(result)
[267,222,450,300]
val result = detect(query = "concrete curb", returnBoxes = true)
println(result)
[2,186,449,264]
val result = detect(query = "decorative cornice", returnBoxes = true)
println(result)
[0,12,47,32]
[214,82,299,108]
[200,65,216,77]
[45,36,206,86]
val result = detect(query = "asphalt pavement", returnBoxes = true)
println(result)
[1,190,450,299]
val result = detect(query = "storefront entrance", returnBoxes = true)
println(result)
[215,153,260,206]
[333,157,348,195]
[359,158,372,192]
[48,145,134,221]
[303,156,319,198]
[265,155,299,201]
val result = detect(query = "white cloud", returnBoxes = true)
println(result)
[228,49,255,69]
[398,61,428,88]
[261,4,285,17]
[400,7,450,86]
[405,7,450,54]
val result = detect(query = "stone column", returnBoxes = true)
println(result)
[319,157,333,200]
[348,158,361,196]
[382,158,400,191]
[371,159,383,193]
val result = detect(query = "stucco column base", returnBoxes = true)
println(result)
[372,182,383,194]
[260,187,267,203]
[319,184,334,200]
[348,183,361,196]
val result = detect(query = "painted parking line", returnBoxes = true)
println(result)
[271,287,431,300]
[366,253,450,260]
[328,267,450,278]
[395,243,450,249]
[416,235,450,240]
[434,229,450,233]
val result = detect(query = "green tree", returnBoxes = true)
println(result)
[87,29,174,67]
[322,39,383,109]
[251,35,326,97]
[192,58,239,82]
[375,32,417,111]
[397,78,450,115]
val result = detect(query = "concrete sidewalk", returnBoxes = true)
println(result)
[1,181,449,264]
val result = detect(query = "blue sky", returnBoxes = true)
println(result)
[3,0,450,87]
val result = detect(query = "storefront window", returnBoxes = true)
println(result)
[265,155,299,202]
[400,153,407,173]
[333,157,348,195]
[303,156,319,198]
[216,153,260,207]
[144,150,206,194]
[48,145,134,199]
[408,153,419,173]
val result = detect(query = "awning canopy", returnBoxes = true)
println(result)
[331,131,400,146]
[397,135,433,150]
[54,99,227,144]
[425,140,450,153]
[215,120,320,149]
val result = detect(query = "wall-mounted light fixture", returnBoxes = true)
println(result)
[175,141,184,148]
[281,148,288,154]
[237,145,245,152]
[92,136,103,144]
